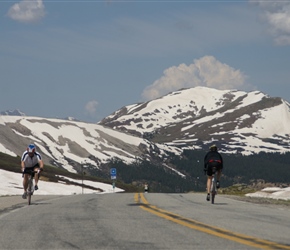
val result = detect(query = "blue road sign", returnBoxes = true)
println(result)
[110,168,117,179]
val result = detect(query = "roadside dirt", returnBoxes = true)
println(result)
[224,195,290,209]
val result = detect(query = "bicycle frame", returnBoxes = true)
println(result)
[210,167,217,204]
[26,170,37,205]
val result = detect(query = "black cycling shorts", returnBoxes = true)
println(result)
[206,161,222,176]
[22,164,39,177]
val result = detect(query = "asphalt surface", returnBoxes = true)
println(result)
[0,195,63,212]
[0,193,289,250]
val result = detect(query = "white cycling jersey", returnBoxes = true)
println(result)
[21,151,42,168]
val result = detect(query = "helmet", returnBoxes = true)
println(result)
[209,144,217,151]
[27,144,36,153]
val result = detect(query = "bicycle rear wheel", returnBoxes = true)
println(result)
[211,191,215,204]
[210,178,216,204]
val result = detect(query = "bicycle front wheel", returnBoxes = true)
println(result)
[27,180,33,205]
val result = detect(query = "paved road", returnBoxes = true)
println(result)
[0,195,63,211]
[0,193,289,249]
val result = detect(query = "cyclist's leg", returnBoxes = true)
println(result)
[23,174,29,192]
[215,164,221,188]
[22,173,29,199]
[22,167,33,194]
[32,163,41,189]
[217,163,222,180]
[217,169,222,181]
[206,164,213,194]
[207,176,213,194]
[206,175,213,201]
[34,167,40,186]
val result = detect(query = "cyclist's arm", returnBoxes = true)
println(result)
[21,161,25,172]
[38,159,44,171]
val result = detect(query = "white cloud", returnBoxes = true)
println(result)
[7,0,45,23]
[85,100,99,118]
[249,0,290,45]
[141,56,251,101]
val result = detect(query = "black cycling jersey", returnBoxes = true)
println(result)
[204,151,223,169]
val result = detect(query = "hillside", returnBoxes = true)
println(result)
[0,152,138,193]
[107,149,290,192]
[0,116,180,174]
[1,86,290,192]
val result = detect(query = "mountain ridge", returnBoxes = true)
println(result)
[99,87,290,155]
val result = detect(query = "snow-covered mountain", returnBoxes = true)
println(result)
[1,86,290,176]
[0,116,180,174]
[100,87,290,155]
[0,109,25,116]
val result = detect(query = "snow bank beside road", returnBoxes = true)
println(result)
[246,187,290,201]
[0,169,123,196]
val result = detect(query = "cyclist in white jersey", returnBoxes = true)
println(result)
[21,144,44,199]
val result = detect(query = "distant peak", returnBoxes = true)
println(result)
[0,109,26,116]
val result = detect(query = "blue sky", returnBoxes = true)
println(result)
[1,0,290,123]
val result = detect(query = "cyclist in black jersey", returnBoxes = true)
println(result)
[204,144,223,201]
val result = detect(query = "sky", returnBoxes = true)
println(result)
[1,0,290,123]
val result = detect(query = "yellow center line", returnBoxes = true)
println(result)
[135,193,290,250]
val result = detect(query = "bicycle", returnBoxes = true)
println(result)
[24,170,39,205]
[210,167,217,204]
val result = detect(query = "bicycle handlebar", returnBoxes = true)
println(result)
[22,169,43,174]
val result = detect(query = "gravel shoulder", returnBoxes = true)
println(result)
[223,194,290,209]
